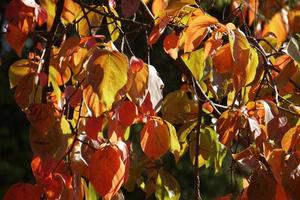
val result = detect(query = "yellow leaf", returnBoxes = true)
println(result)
[85,49,128,113]
[104,6,121,42]
[9,59,36,88]
[165,120,180,162]
[182,48,206,81]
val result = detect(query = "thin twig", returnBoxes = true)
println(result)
[42,0,65,103]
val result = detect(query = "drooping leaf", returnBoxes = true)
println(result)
[3,183,41,200]
[155,169,180,200]
[217,110,242,146]
[140,118,170,159]
[281,125,300,152]
[85,49,128,114]
[88,144,125,200]
[130,56,144,73]
[8,59,36,88]
[163,32,179,60]
[104,6,121,41]
[85,117,103,140]
[182,48,207,82]
[118,101,138,127]
[179,12,218,52]
[164,120,180,162]
[162,90,198,125]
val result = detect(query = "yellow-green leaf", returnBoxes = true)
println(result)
[9,59,35,88]
[104,6,121,42]
[165,120,180,162]
[85,49,128,113]
[155,169,181,200]
[182,48,206,81]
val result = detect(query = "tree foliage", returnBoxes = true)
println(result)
[2,0,300,199]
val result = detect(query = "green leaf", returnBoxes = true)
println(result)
[49,66,63,108]
[104,6,121,42]
[182,48,206,82]
[88,182,98,200]
[60,116,71,135]
[165,121,180,162]
[179,121,197,142]
[245,48,259,86]
[155,169,181,200]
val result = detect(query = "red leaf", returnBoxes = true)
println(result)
[118,101,138,127]
[38,72,48,87]
[140,117,170,159]
[3,183,41,200]
[130,56,144,73]
[88,144,125,199]
[163,32,179,60]
[85,117,103,140]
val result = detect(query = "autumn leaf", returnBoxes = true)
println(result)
[140,117,170,159]
[217,110,242,147]
[85,117,103,140]
[155,169,181,200]
[85,49,128,115]
[8,59,36,88]
[117,101,138,127]
[88,144,125,200]
[182,48,207,82]
[281,125,300,153]
[179,12,218,52]
[3,183,42,200]
[163,31,179,60]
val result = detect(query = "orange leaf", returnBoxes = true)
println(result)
[3,183,41,200]
[140,117,170,159]
[213,44,233,73]
[262,12,287,47]
[281,125,300,153]
[180,13,218,52]
[217,110,242,147]
[88,145,125,199]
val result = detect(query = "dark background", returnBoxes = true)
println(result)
[0,0,239,199]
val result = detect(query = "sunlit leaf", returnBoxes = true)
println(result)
[8,59,36,88]
[155,169,180,200]
[165,121,180,162]
[140,118,170,159]
[182,48,206,81]
[85,49,128,114]
[88,144,125,199]
[217,110,242,146]
[281,125,300,153]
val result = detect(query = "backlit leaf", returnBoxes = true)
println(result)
[88,144,125,200]
[118,101,138,127]
[217,110,242,147]
[162,90,198,125]
[281,125,300,153]
[182,48,206,82]
[165,121,180,162]
[9,59,36,88]
[155,169,180,200]
[140,118,170,159]
[85,49,128,114]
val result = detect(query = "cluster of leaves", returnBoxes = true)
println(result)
[2,0,300,199]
